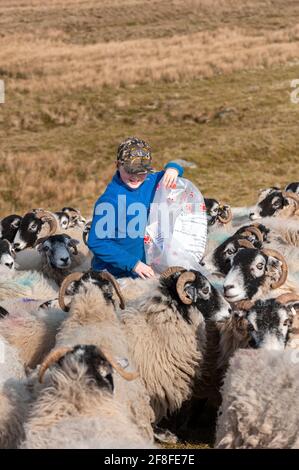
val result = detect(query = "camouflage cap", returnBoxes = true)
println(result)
[117,137,153,174]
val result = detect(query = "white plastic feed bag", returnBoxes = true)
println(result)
[145,177,207,273]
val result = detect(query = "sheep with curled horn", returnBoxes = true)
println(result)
[195,293,299,413]
[61,207,86,228]
[250,188,299,221]
[202,219,267,267]
[223,246,299,305]
[204,222,299,280]
[202,234,260,277]
[247,188,299,248]
[204,198,233,228]
[118,266,233,424]
[13,209,58,252]
[20,344,156,449]
[49,271,155,443]
[0,296,67,447]
[13,208,91,272]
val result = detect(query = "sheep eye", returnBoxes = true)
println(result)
[202,287,210,295]
[43,245,50,252]
[248,323,255,332]
[256,262,264,270]
[227,248,235,255]
[273,200,281,208]
[30,223,38,232]
[283,319,290,327]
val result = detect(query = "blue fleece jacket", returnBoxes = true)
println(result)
[87,162,184,278]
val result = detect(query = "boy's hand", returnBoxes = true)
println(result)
[162,168,179,188]
[134,261,155,279]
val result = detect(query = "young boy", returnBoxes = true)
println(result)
[87,137,184,279]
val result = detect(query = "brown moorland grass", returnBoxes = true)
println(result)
[0,0,299,448]
[0,0,299,220]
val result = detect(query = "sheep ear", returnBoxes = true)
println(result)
[184,283,198,302]
[67,238,80,255]
[36,242,44,252]
[11,218,21,229]
[266,255,281,270]
[67,238,80,248]
[286,302,299,318]
[258,187,274,198]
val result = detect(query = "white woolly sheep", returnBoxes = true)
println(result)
[215,347,299,448]
[50,271,155,443]
[0,265,58,301]
[0,298,67,368]
[21,344,155,449]
[0,336,34,448]
[119,267,232,423]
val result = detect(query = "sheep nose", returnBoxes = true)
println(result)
[228,307,232,314]
[249,337,258,349]
[5,262,14,269]
[60,257,69,264]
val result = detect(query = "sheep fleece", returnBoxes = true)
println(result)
[215,348,299,448]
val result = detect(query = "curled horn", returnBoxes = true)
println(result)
[261,248,288,289]
[58,272,84,311]
[232,299,254,311]
[275,293,299,304]
[100,346,139,381]
[282,191,299,210]
[218,205,232,224]
[237,239,255,249]
[97,271,125,310]
[35,210,58,236]
[33,236,50,248]
[239,226,263,242]
[39,347,72,383]
[176,271,196,305]
[160,266,186,279]
[83,221,91,246]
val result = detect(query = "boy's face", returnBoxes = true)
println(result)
[118,165,147,189]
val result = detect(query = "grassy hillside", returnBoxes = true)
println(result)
[0,0,299,217]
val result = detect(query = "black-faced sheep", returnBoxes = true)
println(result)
[21,345,155,449]
[51,271,155,443]
[119,267,232,423]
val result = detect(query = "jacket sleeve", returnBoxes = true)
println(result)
[87,199,140,273]
[164,161,184,177]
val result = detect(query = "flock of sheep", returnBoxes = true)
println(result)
[0,182,299,449]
